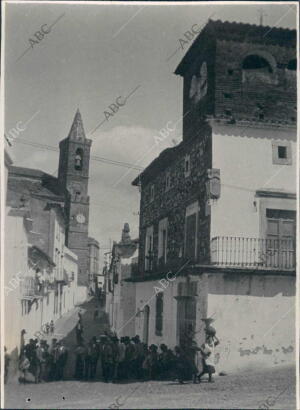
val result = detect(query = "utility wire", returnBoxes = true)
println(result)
[14,137,144,171]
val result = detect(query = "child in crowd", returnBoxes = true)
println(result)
[198,331,219,383]
[19,354,30,383]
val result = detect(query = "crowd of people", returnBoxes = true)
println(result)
[17,322,219,385]
[15,308,219,385]
[19,338,68,383]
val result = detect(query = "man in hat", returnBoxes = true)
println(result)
[143,344,158,380]
[56,340,68,381]
[118,337,126,380]
[89,336,100,379]
[47,338,58,381]
[75,320,84,344]
[111,336,121,382]
[123,336,135,380]
[101,336,113,382]
[36,340,47,383]
[132,335,144,379]
[158,344,172,380]
[74,342,86,380]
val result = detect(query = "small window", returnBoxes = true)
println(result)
[225,109,232,116]
[155,292,163,336]
[158,218,168,265]
[165,172,171,191]
[150,185,155,202]
[242,54,276,84]
[278,146,287,159]
[227,68,234,75]
[75,148,83,170]
[272,141,292,165]
[259,113,264,120]
[223,93,232,99]
[184,154,191,178]
[184,202,199,261]
[145,226,154,271]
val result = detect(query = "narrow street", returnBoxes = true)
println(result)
[5,298,296,409]
[5,365,296,409]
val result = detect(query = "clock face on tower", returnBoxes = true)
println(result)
[189,61,208,103]
[76,213,86,224]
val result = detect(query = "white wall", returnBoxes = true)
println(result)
[211,124,296,239]
[206,272,295,373]
[5,212,27,355]
[63,247,79,310]
[135,279,178,347]
[133,274,207,348]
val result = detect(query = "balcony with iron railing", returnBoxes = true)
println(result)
[210,236,296,270]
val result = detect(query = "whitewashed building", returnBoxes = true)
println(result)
[128,20,296,373]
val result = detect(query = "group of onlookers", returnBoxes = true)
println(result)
[19,338,68,383]
[73,330,220,384]
[14,307,219,385]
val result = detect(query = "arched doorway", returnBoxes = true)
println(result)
[143,305,150,345]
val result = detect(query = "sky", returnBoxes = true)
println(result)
[4,1,297,265]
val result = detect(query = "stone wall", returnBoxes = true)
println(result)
[138,121,212,276]
[214,40,296,124]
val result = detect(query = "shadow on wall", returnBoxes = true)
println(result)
[208,273,295,297]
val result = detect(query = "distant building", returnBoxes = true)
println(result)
[88,237,100,294]
[4,111,96,380]
[5,205,31,380]
[58,110,92,287]
[130,20,296,372]
[7,110,96,295]
[105,224,138,336]
[97,274,105,290]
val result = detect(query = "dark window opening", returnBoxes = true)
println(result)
[227,68,234,75]
[287,59,297,71]
[242,55,273,73]
[155,292,163,336]
[75,148,83,170]
[266,209,296,219]
[225,109,232,116]
[185,213,197,260]
[291,117,296,122]
[224,93,233,99]
[278,146,287,159]
[259,113,264,120]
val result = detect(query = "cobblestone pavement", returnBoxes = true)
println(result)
[5,365,296,409]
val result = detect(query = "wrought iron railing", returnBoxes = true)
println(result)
[210,236,295,269]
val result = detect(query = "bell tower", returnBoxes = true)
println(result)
[58,109,92,286]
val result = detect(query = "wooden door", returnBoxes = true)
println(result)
[266,209,296,268]
[177,297,196,346]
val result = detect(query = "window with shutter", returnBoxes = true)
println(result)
[185,213,197,260]
[155,292,164,336]
[145,226,154,271]
[158,218,168,265]
[265,209,295,268]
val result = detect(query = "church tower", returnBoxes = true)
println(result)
[58,110,92,286]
